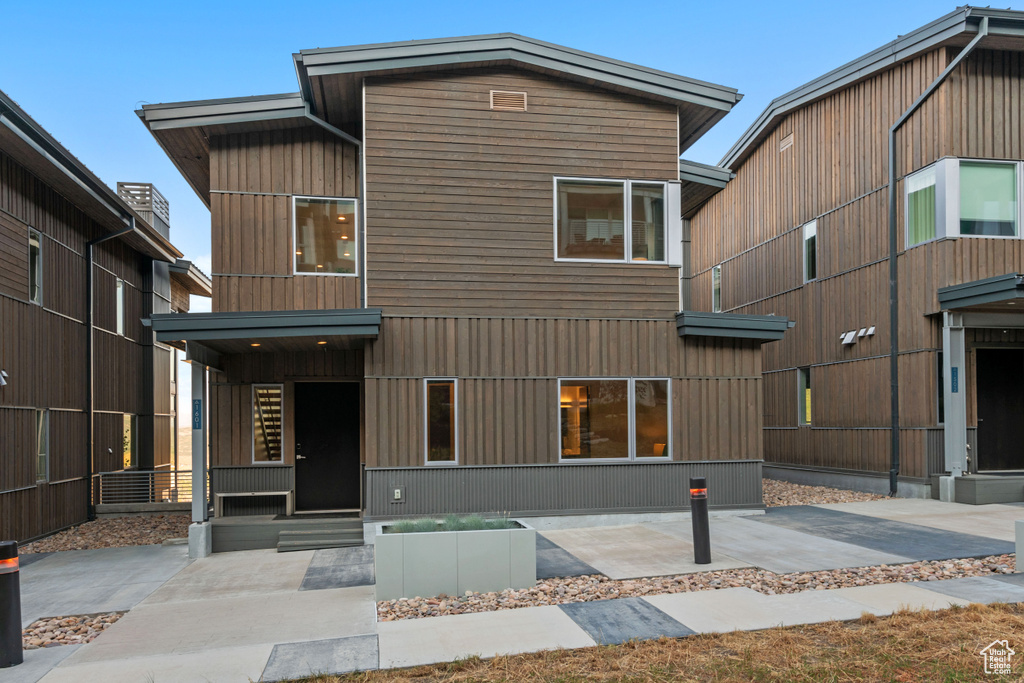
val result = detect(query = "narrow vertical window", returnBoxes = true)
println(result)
[802,220,817,282]
[798,367,812,426]
[253,385,283,463]
[711,264,722,313]
[36,409,49,482]
[630,183,665,262]
[634,379,670,458]
[28,229,42,304]
[115,279,125,336]
[425,379,457,463]
[123,414,137,469]
[906,166,937,246]
[960,162,1017,236]
[293,197,358,275]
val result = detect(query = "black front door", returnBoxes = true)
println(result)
[294,382,361,510]
[976,348,1024,471]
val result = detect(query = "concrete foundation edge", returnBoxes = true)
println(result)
[188,522,212,559]
[763,465,932,499]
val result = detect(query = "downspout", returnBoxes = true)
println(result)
[301,105,366,309]
[887,14,988,496]
[86,220,136,519]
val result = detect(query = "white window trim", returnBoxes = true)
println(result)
[36,408,49,483]
[712,264,722,313]
[424,378,459,466]
[292,195,360,277]
[28,227,42,306]
[552,177,670,265]
[905,157,1023,248]
[802,220,817,283]
[115,279,125,336]
[252,383,285,466]
[556,377,672,463]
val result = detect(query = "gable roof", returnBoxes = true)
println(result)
[720,6,1024,170]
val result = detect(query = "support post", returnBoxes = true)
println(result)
[943,311,968,478]
[0,542,22,668]
[191,362,208,523]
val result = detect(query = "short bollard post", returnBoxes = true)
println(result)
[690,477,711,565]
[0,541,23,668]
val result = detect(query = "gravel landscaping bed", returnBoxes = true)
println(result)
[19,515,190,553]
[22,612,125,649]
[763,479,886,506]
[377,555,1015,621]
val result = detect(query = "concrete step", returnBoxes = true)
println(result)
[276,528,363,553]
[276,538,362,552]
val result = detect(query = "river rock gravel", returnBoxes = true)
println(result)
[762,479,886,506]
[376,555,1015,622]
[22,612,125,649]
[19,515,190,553]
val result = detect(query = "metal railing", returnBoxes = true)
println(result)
[116,182,170,224]
[94,470,194,505]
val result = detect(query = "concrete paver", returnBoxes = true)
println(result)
[647,517,912,573]
[262,634,378,682]
[18,545,190,628]
[0,644,80,683]
[814,499,1024,542]
[536,535,598,579]
[377,605,595,669]
[541,525,749,579]
[300,546,375,591]
[559,597,693,645]
[915,576,1024,604]
[824,582,971,613]
[37,644,274,683]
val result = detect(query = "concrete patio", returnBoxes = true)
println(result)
[1,498,1021,682]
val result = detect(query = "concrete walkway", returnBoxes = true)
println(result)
[1,499,1021,682]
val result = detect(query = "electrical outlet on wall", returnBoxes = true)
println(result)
[391,486,405,503]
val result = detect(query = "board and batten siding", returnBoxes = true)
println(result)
[363,316,763,468]
[363,68,681,318]
[690,46,1024,480]
[208,127,361,313]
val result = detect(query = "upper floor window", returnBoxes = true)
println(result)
[711,264,722,312]
[554,178,668,263]
[115,279,126,336]
[28,228,42,305]
[293,196,358,276]
[905,158,1020,248]
[802,220,817,282]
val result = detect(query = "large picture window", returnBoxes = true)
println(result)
[960,162,1017,236]
[559,378,670,461]
[555,178,667,263]
[293,196,358,275]
[253,384,283,463]
[425,379,457,464]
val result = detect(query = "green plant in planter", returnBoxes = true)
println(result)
[387,514,519,533]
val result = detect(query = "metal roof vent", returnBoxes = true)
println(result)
[490,90,527,111]
[779,133,794,152]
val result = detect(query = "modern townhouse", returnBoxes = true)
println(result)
[139,34,790,553]
[686,6,1024,503]
[0,89,210,542]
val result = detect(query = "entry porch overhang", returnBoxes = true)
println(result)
[938,273,1024,312]
[148,308,382,370]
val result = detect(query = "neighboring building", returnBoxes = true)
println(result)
[140,34,790,549]
[686,7,1024,500]
[0,89,210,542]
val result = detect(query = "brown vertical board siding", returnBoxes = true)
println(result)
[209,127,361,313]
[362,68,680,317]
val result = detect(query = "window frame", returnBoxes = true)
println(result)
[802,220,817,283]
[252,383,285,466]
[115,278,126,336]
[905,157,1024,248]
[291,195,360,277]
[28,228,42,305]
[711,264,722,313]
[552,177,669,265]
[36,408,49,483]
[797,367,812,427]
[423,378,459,466]
[556,377,672,463]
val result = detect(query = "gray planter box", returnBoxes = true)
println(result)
[374,521,536,601]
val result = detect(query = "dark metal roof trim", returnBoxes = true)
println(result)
[169,259,213,297]
[298,33,741,111]
[679,159,734,188]
[938,273,1024,310]
[149,308,382,343]
[676,311,792,342]
[720,7,1024,169]
[138,93,306,130]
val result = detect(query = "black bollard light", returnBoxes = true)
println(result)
[689,477,711,564]
[0,541,22,668]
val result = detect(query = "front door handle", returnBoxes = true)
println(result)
[296,454,307,460]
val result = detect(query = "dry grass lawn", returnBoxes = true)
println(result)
[295,603,1024,682]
